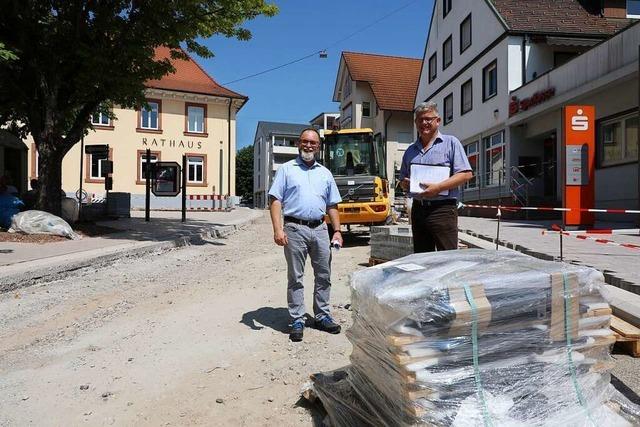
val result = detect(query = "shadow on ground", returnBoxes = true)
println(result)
[88,216,231,243]
[611,374,640,405]
[240,307,290,334]
[294,395,327,426]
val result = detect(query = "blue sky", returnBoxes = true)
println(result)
[198,0,433,150]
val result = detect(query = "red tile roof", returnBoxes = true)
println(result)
[490,0,633,36]
[146,46,247,100]
[342,52,422,112]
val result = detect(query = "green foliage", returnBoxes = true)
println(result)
[235,145,254,204]
[0,0,277,213]
[0,42,17,61]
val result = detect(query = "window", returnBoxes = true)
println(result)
[443,93,453,125]
[362,101,371,118]
[483,131,504,186]
[443,0,452,18]
[443,36,453,70]
[465,141,479,188]
[599,113,639,166]
[139,100,161,131]
[31,144,39,179]
[428,53,437,83]
[460,14,472,53]
[90,152,108,180]
[137,151,159,184]
[483,60,497,101]
[553,52,577,68]
[187,155,206,184]
[186,104,206,134]
[461,79,472,115]
[341,103,353,128]
[91,111,111,127]
[397,132,413,144]
[628,0,640,17]
[343,76,352,98]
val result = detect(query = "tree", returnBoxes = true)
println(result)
[0,1,277,215]
[235,145,254,205]
[0,42,17,61]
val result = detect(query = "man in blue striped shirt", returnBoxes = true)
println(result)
[400,102,473,252]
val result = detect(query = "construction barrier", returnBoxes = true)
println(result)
[187,194,231,212]
[542,224,640,250]
[543,225,640,236]
[460,203,640,214]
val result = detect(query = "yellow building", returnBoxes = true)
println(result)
[24,47,247,209]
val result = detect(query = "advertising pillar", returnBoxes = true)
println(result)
[563,106,595,228]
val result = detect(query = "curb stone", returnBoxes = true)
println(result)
[458,228,640,296]
[0,219,255,294]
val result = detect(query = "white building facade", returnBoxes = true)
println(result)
[507,21,640,220]
[310,112,340,138]
[415,0,633,208]
[333,52,421,197]
[252,121,308,209]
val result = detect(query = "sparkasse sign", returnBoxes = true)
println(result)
[509,88,556,117]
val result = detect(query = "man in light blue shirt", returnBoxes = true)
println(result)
[400,101,472,252]
[268,128,343,342]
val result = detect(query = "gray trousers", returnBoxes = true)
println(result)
[283,222,332,322]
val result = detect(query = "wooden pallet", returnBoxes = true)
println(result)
[610,315,640,357]
[368,257,390,266]
[368,244,470,267]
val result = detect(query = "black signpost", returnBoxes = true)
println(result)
[145,148,151,222]
[182,155,187,223]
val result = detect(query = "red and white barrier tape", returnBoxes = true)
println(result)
[542,225,640,236]
[541,226,640,250]
[460,203,640,214]
[188,195,225,201]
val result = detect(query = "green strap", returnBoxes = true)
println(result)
[562,273,594,425]
[463,285,494,427]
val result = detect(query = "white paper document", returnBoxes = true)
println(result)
[410,164,450,195]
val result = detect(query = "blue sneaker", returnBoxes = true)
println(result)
[315,315,341,334]
[289,319,304,342]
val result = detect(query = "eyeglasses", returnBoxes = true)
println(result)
[299,139,320,147]
[416,116,440,124]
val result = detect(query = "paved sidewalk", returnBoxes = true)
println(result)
[0,208,263,291]
[458,216,640,293]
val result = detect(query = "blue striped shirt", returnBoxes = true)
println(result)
[268,156,342,221]
[399,132,471,200]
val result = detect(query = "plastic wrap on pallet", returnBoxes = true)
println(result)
[312,250,640,427]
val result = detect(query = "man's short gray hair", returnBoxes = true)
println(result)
[414,101,439,117]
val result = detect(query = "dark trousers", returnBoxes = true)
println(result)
[411,202,458,253]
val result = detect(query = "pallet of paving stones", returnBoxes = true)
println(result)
[611,315,640,357]
[311,250,640,426]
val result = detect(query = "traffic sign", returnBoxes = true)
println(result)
[151,162,181,197]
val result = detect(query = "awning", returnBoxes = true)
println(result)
[545,36,599,47]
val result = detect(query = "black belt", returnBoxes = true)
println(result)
[413,199,456,207]
[284,216,323,228]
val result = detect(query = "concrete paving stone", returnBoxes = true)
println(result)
[0,208,262,293]
[458,216,640,293]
